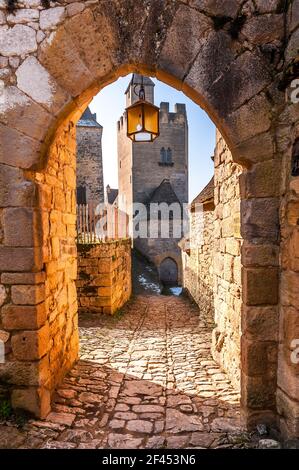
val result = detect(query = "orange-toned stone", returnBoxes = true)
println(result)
[2,303,47,330]
[11,324,50,361]
[11,284,45,305]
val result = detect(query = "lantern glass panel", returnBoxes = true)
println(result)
[144,103,159,135]
[127,103,143,136]
[135,132,152,142]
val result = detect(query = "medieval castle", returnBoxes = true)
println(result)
[76,74,188,285]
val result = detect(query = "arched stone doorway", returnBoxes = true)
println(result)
[0,0,298,438]
[160,258,178,286]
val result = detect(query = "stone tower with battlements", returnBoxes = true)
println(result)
[76,107,104,207]
[117,74,188,284]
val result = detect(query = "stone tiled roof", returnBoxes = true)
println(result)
[148,179,181,205]
[125,74,155,94]
[191,177,214,207]
[107,187,119,205]
[77,107,102,128]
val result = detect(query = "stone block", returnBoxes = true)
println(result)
[11,284,45,305]
[242,14,284,44]
[242,305,279,341]
[241,242,279,267]
[189,0,239,16]
[0,24,37,56]
[233,131,274,166]
[241,337,277,376]
[277,346,299,400]
[98,259,113,273]
[90,273,112,287]
[11,386,51,418]
[159,5,212,80]
[0,86,55,143]
[226,238,240,256]
[243,267,279,305]
[1,271,45,285]
[281,305,299,351]
[0,284,7,307]
[0,355,50,386]
[16,56,70,115]
[40,7,66,31]
[3,208,42,247]
[281,271,299,310]
[287,201,299,226]
[2,303,47,330]
[241,371,276,410]
[0,123,42,169]
[226,94,271,146]
[276,388,299,438]
[223,253,234,283]
[11,324,50,360]
[240,160,281,198]
[241,198,279,242]
[64,7,117,82]
[209,51,272,116]
[183,30,236,111]
[98,286,112,296]
[0,246,43,272]
[38,25,94,97]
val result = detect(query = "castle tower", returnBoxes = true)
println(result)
[76,107,104,206]
[117,75,189,284]
[125,74,155,107]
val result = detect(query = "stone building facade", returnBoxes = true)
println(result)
[181,177,215,325]
[76,107,104,206]
[0,0,298,439]
[117,74,188,283]
[182,131,243,391]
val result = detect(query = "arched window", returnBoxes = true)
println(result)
[160,147,166,163]
[166,148,172,163]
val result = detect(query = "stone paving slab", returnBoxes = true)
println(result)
[0,295,260,449]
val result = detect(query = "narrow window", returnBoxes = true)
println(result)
[77,186,87,205]
[160,147,166,163]
[166,148,172,163]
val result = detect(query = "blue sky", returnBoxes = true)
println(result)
[89,75,215,202]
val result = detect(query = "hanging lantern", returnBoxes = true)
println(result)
[126,77,160,142]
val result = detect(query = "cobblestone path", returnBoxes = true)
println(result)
[0,295,257,449]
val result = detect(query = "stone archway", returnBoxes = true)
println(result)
[0,0,298,438]
[160,257,178,286]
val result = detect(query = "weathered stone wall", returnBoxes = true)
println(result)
[76,239,132,315]
[0,117,78,417]
[277,3,299,434]
[212,130,243,391]
[182,203,215,325]
[182,130,242,389]
[76,124,104,206]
